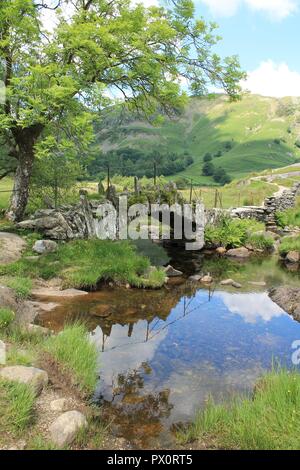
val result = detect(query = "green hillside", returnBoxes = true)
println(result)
[95,94,300,185]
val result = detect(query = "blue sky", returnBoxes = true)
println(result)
[192,0,300,96]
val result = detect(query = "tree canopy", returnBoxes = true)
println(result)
[0,0,245,220]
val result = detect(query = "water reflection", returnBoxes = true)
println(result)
[36,254,300,448]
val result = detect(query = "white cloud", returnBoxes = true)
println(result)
[241,60,300,97]
[201,0,298,20]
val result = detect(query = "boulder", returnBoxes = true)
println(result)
[163,265,183,277]
[33,240,58,254]
[286,251,300,264]
[0,232,26,265]
[269,287,300,322]
[31,288,88,299]
[220,279,242,288]
[26,324,51,336]
[49,411,88,447]
[0,366,48,396]
[0,285,17,312]
[226,247,250,258]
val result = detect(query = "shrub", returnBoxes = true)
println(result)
[202,161,215,176]
[203,153,212,162]
[45,322,98,394]
[0,308,15,329]
[214,150,222,158]
[205,217,264,249]
[213,167,232,185]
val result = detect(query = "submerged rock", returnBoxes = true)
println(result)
[269,287,300,322]
[0,366,48,396]
[220,279,242,288]
[49,411,87,447]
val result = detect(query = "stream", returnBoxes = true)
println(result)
[36,243,300,448]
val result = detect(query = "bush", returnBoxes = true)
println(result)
[213,167,232,185]
[205,217,265,249]
[45,322,98,394]
[202,161,215,176]
[203,153,212,162]
[0,308,15,329]
[214,150,222,158]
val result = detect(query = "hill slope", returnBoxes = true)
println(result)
[95,94,300,185]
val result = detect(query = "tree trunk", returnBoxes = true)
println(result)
[7,125,43,222]
[7,147,34,222]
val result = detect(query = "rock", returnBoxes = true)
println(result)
[0,232,26,265]
[49,411,88,447]
[33,240,58,254]
[31,288,88,299]
[189,275,202,282]
[226,247,251,258]
[220,279,242,288]
[163,265,183,277]
[0,285,17,312]
[0,366,48,396]
[248,281,267,287]
[286,251,300,263]
[201,275,213,284]
[26,324,51,336]
[50,398,69,412]
[269,287,300,322]
[216,247,227,255]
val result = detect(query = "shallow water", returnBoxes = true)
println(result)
[37,247,300,448]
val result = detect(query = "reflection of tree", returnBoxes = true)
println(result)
[99,367,173,446]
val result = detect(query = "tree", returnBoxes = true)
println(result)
[213,167,231,185]
[203,152,212,162]
[0,0,245,221]
[202,161,215,176]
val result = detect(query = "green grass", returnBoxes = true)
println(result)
[276,197,300,228]
[180,179,277,209]
[0,307,15,329]
[45,322,98,394]
[0,380,35,435]
[2,276,33,299]
[0,239,166,290]
[279,236,300,256]
[178,369,300,450]
[0,177,13,212]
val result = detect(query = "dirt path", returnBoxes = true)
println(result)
[0,232,26,265]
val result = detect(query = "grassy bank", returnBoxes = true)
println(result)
[0,239,166,290]
[178,369,300,450]
[279,236,300,256]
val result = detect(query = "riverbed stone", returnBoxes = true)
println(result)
[216,247,227,256]
[220,279,242,288]
[26,324,51,336]
[286,251,300,263]
[0,366,48,395]
[31,288,88,299]
[49,411,88,447]
[189,275,202,282]
[33,240,58,254]
[163,265,183,277]
[226,247,251,258]
[201,275,213,284]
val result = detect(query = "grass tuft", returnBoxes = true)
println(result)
[0,380,35,434]
[178,369,300,450]
[279,236,300,256]
[0,308,15,329]
[45,322,98,394]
